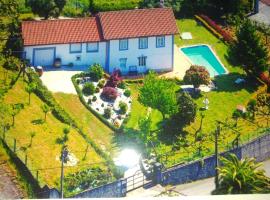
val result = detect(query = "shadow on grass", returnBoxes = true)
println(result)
[214,72,259,93]
[31,119,44,125]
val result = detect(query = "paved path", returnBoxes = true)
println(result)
[0,152,25,199]
[127,159,270,197]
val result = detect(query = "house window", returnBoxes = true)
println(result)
[119,39,128,51]
[119,58,127,69]
[87,42,99,52]
[139,37,148,49]
[156,36,165,48]
[70,43,82,53]
[138,56,147,66]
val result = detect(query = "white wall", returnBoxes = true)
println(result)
[108,35,174,74]
[24,42,106,68]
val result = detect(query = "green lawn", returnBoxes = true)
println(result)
[124,18,269,166]
[2,78,107,189]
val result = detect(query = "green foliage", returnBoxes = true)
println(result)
[103,107,112,119]
[82,82,95,96]
[247,99,257,119]
[98,80,105,88]
[124,89,131,97]
[95,87,100,93]
[92,96,97,102]
[175,92,197,126]
[183,65,210,89]
[64,167,112,196]
[139,71,178,119]
[41,103,50,121]
[233,19,270,76]
[213,154,270,194]
[26,0,67,19]
[119,101,127,114]
[25,82,37,104]
[89,63,104,82]
[117,81,126,89]
[3,56,21,71]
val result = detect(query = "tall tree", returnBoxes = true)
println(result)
[25,82,36,105]
[26,0,66,19]
[41,104,50,122]
[234,19,269,76]
[213,154,270,194]
[138,71,178,119]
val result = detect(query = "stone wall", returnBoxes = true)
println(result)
[161,133,270,186]
[72,179,127,198]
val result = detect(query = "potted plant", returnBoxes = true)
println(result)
[54,58,61,68]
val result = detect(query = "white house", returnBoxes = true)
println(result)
[22,8,179,75]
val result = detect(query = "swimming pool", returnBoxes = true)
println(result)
[180,45,228,77]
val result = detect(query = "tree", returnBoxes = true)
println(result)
[25,82,36,105]
[10,104,23,126]
[41,104,50,122]
[247,99,257,120]
[183,65,210,92]
[89,63,104,82]
[212,153,270,194]
[26,0,66,19]
[174,92,197,126]
[89,0,96,14]
[0,102,11,133]
[29,131,36,147]
[138,71,178,119]
[233,19,269,76]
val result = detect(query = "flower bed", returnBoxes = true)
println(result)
[195,14,234,44]
[76,76,132,128]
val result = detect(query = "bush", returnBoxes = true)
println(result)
[124,89,131,97]
[82,82,95,96]
[87,98,92,104]
[95,87,100,93]
[105,69,122,88]
[101,87,118,101]
[118,81,126,89]
[89,63,104,82]
[103,107,112,119]
[196,15,234,44]
[119,101,128,114]
[92,96,97,102]
[98,80,106,88]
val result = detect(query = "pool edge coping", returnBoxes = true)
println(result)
[179,44,229,77]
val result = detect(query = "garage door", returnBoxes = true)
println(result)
[33,48,55,66]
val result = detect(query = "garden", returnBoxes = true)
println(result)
[74,64,132,128]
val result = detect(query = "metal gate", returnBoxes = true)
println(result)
[126,170,153,192]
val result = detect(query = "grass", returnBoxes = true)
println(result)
[124,18,269,166]
[2,78,107,189]
[53,92,117,156]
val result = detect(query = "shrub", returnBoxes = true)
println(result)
[87,98,92,104]
[105,69,122,88]
[196,15,234,44]
[76,79,80,85]
[82,82,95,96]
[118,81,126,89]
[98,79,106,88]
[103,107,112,119]
[95,87,100,93]
[92,96,97,102]
[101,87,118,101]
[119,101,128,114]
[124,89,131,97]
[89,63,104,82]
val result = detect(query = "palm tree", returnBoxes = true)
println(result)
[213,153,270,194]
[41,104,50,122]
[25,82,36,105]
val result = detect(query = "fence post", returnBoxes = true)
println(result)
[13,139,16,152]
[36,170,39,182]
[25,154,27,166]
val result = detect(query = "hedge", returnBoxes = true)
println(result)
[71,73,120,132]
[27,72,122,179]
[195,14,234,44]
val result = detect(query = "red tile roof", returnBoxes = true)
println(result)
[22,8,179,46]
[22,17,102,46]
[98,8,179,40]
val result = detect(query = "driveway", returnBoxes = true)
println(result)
[40,66,88,94]
[249,1,270,26]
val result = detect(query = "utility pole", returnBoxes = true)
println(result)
[214,121,221,190]
[60,146,68,199]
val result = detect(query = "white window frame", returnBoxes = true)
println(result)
[139,37,148,49]
[119,39,128,51]
[70,43,82,53]
[87,42,99,52]
[156,36,165,48]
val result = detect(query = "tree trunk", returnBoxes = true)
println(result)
[44,112,47,122]
[12,115,15,126]
[28,93,31,105]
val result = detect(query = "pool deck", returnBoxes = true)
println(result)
[161,45,192,79]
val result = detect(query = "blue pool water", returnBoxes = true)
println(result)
[181,45,227,77]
